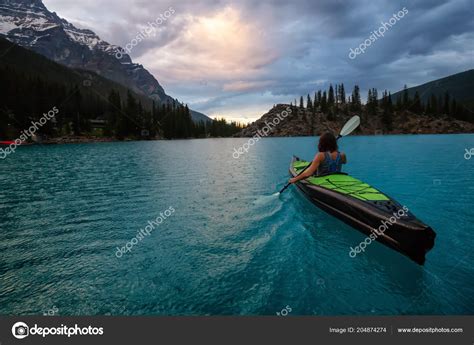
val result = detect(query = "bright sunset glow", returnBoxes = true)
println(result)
[142,7,276,84]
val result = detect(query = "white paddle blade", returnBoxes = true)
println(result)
[339,115,360,137]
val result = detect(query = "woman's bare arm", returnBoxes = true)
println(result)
[289,154,323,183]
[341,152,347,164]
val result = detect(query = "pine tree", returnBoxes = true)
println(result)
[72,85,82,135]
[443,92,450,115]
[367,89,373,114]
[367,88,378,115]
[402,85,409,109]
[393,94,400,110]
[381,90,387,110]
[351,85,361,111]
[105,90,122,136]
[321,91,328,112]
[340,83,346,104]
[328,84,335,105]
[116,91,137,138]
[372,88,378,103]
[306,94,313,109]
[429,93,437,115]
[412,91,421,113]
[382,107,392,131]
[450,98,457,117]
[382,90,393,131]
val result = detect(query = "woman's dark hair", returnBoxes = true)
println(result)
[318,132,338,152]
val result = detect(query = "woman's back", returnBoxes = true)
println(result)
[316,151,343,176]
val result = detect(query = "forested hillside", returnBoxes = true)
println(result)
[0,38,242,140]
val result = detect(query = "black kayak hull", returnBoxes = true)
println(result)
[290,156,436,264]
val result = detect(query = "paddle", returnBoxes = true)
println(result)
[278,115,361,194]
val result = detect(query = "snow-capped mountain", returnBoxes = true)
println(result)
[0,0,210,122]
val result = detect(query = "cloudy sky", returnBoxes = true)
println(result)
[43,0,473,122]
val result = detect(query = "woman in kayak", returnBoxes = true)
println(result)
[289,132,347,184]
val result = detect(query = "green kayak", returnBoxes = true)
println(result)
[290,156,436,264]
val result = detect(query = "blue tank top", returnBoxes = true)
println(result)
[316,152,342,176]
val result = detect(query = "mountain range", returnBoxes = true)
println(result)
[0,0,210,122]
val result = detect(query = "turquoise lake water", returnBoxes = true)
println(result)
[0,134,473,315]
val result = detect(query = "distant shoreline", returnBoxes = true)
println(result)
[6,132,472,147]
[13,135,236,146]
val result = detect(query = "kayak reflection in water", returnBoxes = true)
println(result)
[289,132,347,184]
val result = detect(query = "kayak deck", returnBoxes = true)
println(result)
[293,161,389,201]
